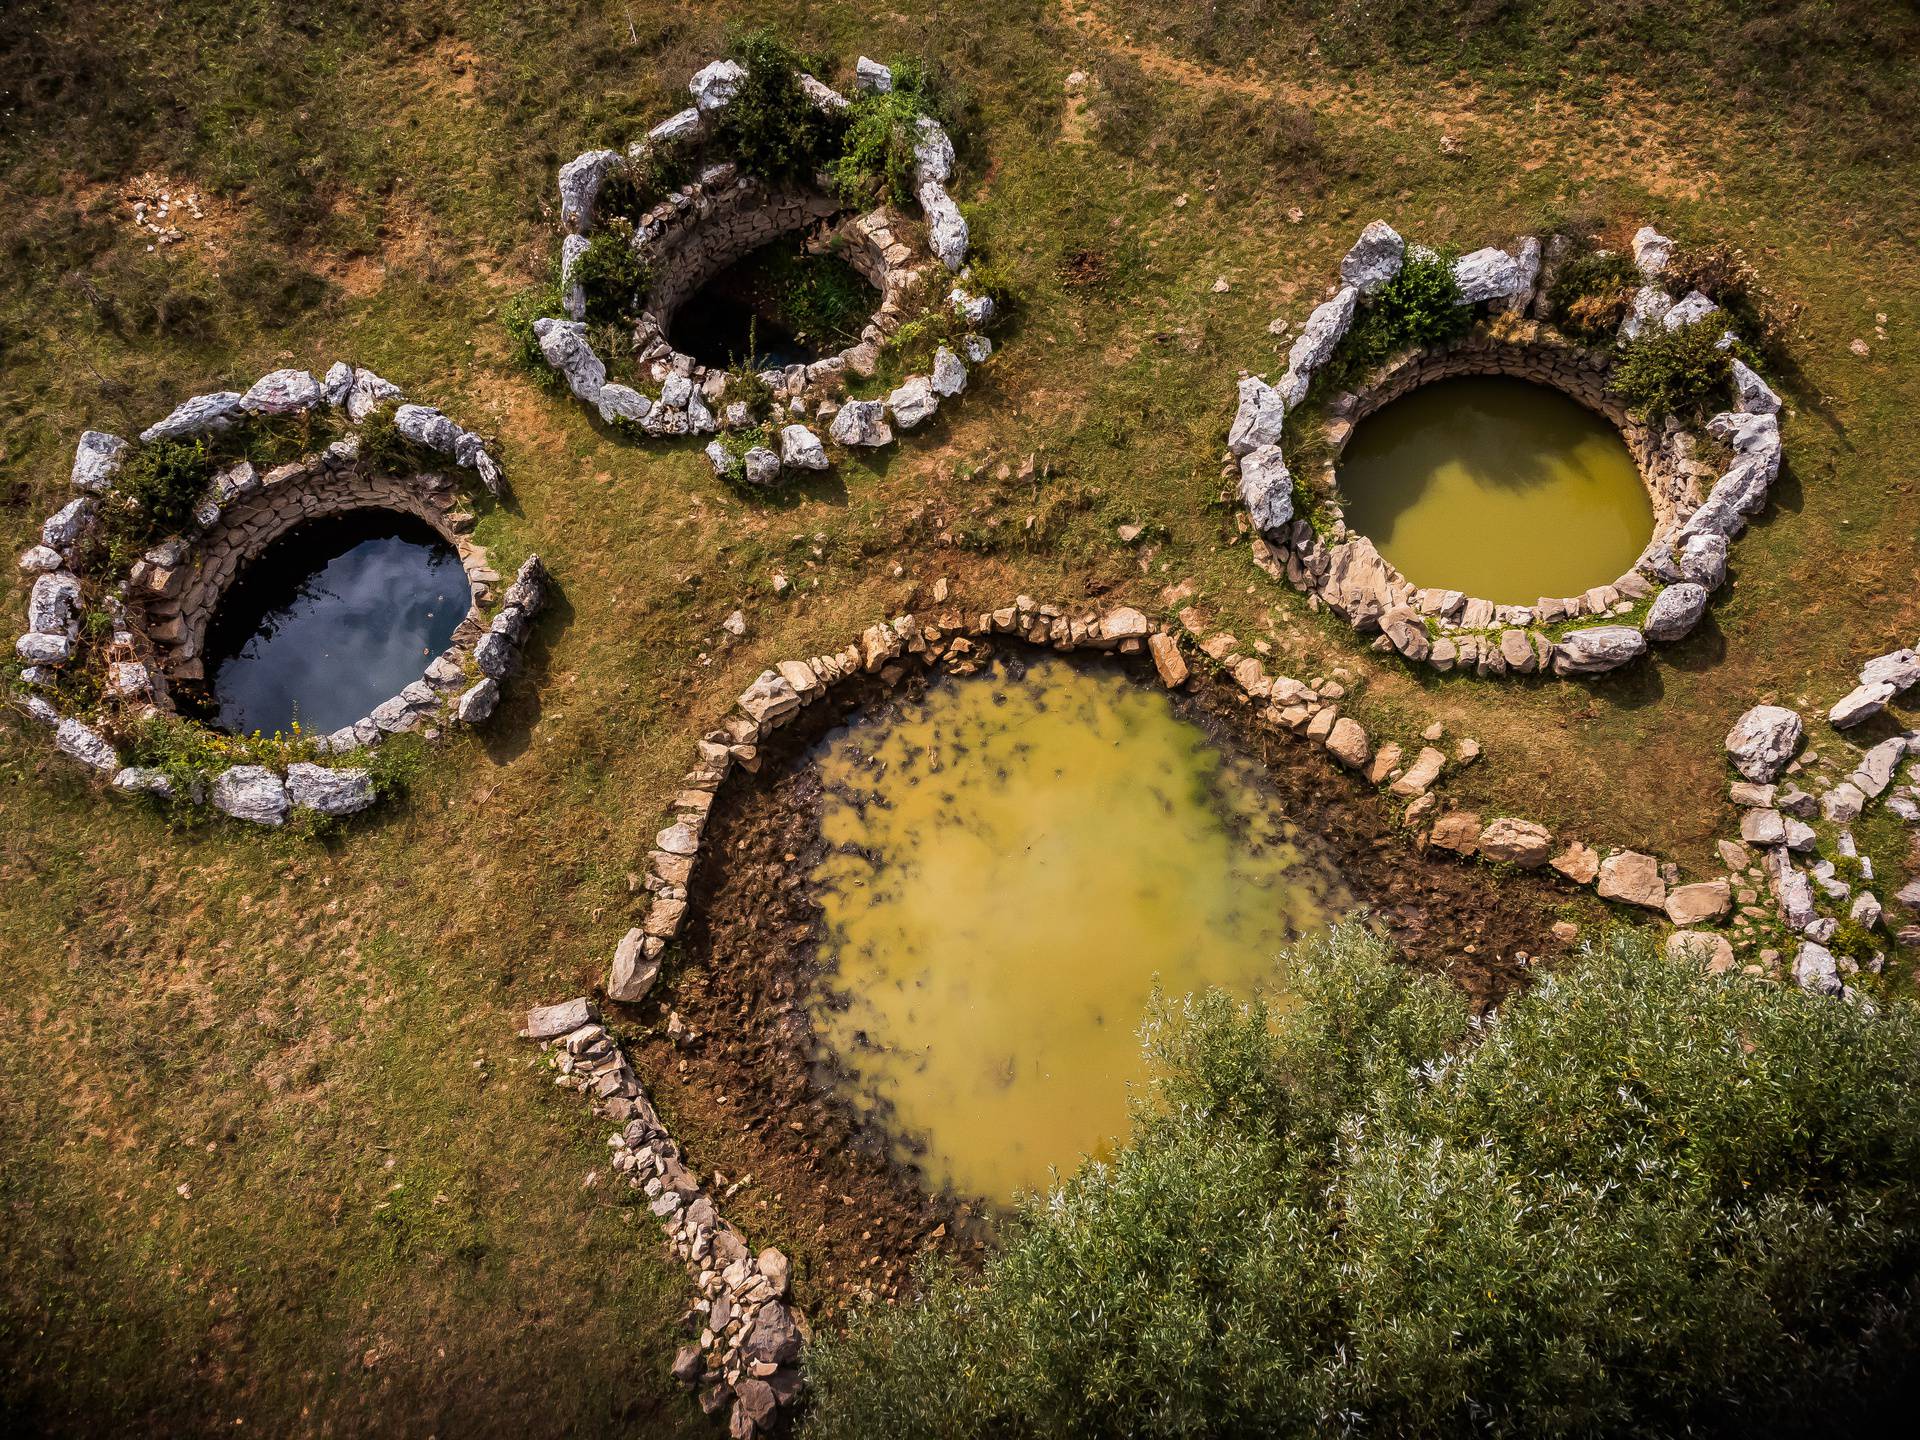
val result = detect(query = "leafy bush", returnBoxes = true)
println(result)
[573,218,650,327]
[503,284,562,388]
[1548,247,1643,342]
[828,67,941,206]
[1611,320,1733,421]
[804,926,1920,1438]
[711,29,845,184]
[1330,251,1469,384]
[97,437,214,568]
[758,245,874,346]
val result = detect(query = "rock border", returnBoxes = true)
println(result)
[534,55,998,486]
[11,364,550,827]
[1229,221,1785,678]
[520,997,804,1437]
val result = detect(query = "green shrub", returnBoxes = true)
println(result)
[1329,251,1469,385]
[760,246,874,345]
[503,284,562,388]
[96,438,214,568]
[711,29,845,184]
[804,926,1920,1438]
[573,218,650,327]
[1666,241,1800,361]
[1548,248,1643,343]
[1612,321,1733,421]
[829,85,931,206]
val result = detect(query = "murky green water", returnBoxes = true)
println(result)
[809,657,1352,1204]
[1338,376,1653,604]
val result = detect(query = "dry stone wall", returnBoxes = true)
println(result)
[534,55,999,486]
[1228,220,1785,680]
[11,364,550,827]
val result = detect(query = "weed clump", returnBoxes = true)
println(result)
[711,30,845,185]
[1548,246,1644,343]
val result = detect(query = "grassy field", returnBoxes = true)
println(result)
[2,0,1917,1433]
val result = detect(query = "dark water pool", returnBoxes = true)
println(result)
[669,241,877,370]
[204,511,468,736]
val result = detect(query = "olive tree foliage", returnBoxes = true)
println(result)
[803,926,1920,1439]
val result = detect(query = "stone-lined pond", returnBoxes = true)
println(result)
[808,657,1352,1203]
[1338,376,1652,604]
[204,511,468,737]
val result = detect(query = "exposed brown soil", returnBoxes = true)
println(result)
[622,640,1575,1324]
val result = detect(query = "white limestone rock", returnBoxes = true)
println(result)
[799,74,849,113]
[1677,532,1729,590]
[931,346,968,397]
[647,108,704,148]
[1730,357,1780,415]
[1618,285,1673,342]
[557,148,618,232]
[912,117,955,187]
[1237,444,1294,535]
[1643,582,1708,642]
[18,545,63,573]
[1226,375,1285,458]
[141,391,244,444]
[963,333,993,363]
[608,927,661,1004]
[1551,625,1648,676]
[950,287,995,326]
[286,762,376,816]
[595,383,652,426]
[743,447,782,487]
[70,431,127,493]
[1507,235,1542,311]
[241,368,324,415]
[1861,648,1920,694]
[1829,681,1895,729]
[347,367,403,423]
[15,631,71,664]
[474,629,517,679]
[1451,246,1526,305]
[55,718,117,772]
[830,399,891,448]
[1661,290,1720,331]
[1338,220,1404,294]
[112,766,175,798]
[533,318,607,403]
[887,376,939,430]
[457,677,500,724]
[780,424,828,471]
[321,360,354,406]
[27,571,81,638]
[855,56,892,93]
[688,59,746,113]
[1725,705,1803,782]
[1631,226,1673,278]
[1279,285,1358,404]
[394,403,460,454]
[917,180,969,271]
[41,497,94,550]
[1794,941,1842,996]
[560,232,590,321]
[212,765,289,826]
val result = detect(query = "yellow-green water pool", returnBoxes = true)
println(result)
[808,657,1352,1205]
[1337,375,1653,604]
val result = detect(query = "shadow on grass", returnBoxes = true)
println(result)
[484,574,573,766]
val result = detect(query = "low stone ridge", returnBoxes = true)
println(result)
[1229,219,1786,683]
[533,53,997,483]
[524,1004,804,1437]
[11,366,548,828]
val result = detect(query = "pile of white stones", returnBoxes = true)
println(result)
[534,55,997,485]
[1720,669,1920,1001]
[11,365,547,827]
[1227,220,1785,679]
[522,998,802,1438]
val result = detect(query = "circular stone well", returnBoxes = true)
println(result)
[1227,219,1786,679]
[531,53,1001,485]
[12,364,551,826]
